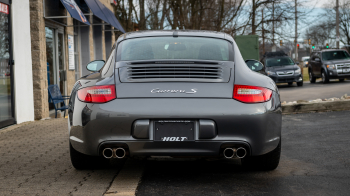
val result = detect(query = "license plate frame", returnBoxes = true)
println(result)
[154,120,195,142]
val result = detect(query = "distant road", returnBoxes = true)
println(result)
[278,79,350,102]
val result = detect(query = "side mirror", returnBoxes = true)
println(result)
[245,59,264,72]
[86,60,105,72]
[315,58,320,62]
[296,62,300,65]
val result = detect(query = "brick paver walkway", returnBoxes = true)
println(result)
[0,119,123,195]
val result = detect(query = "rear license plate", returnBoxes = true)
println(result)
[343,68,350,73]
[154,120,194,141]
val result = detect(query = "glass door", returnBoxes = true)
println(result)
[0,1,15,127]
[46,26,66,110]
[58,32,66,96]
[45,27,57,110]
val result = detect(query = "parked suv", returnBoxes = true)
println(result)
[261,51,303,86]
[308,49,350,83]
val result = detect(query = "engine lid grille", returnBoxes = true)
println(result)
[119,65,230,83]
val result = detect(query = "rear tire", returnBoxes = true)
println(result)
[322,70,329,83]
[309,71,316,83]
[70,143,109,170]
[297,81,303,86]
[339,79,345,82]
[241,141,281,171]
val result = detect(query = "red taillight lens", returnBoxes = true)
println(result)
[233,85,272,103]
[77,85,116,103]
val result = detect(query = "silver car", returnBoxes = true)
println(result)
[68,30,282,171]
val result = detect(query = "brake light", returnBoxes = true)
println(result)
[77,85,116,103]
[233,85,272,103]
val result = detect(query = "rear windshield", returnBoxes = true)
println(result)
[322,51,350,61]
[117,37,231,61]
[266,57,295,67]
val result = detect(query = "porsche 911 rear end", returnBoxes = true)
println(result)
[68,31,282,171]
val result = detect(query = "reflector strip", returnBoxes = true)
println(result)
[237,88,262,95]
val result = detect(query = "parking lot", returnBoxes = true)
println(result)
[1,111,350,195]
[279,80,350,102]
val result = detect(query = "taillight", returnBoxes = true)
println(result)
[77,85,116,103]
[233,85,272,103]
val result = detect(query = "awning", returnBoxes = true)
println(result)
[59,0,90,25]
[84,0,125,33]
[100,4,125,33]
[83,0,109,25]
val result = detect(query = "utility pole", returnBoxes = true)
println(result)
[295,0,298,62]
[272,1,275,46]
[262,8,265,54]
[252,0,256,35]
[336,0,340,49]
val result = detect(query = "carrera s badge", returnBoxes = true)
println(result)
[151,88,197,94]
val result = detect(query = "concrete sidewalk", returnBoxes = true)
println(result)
[0,119,123,195]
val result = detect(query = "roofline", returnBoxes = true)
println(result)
[116,30,234,44]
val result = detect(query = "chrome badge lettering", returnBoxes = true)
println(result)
[151,88,197,94]
[162,137,188,141]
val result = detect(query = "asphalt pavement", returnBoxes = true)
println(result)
[278,79,350,102]
[137,111,350,196]
[1,111,350,195]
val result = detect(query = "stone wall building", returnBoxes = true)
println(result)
[0,0,124,129]
[29,0,123,120]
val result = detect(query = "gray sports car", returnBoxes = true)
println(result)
[68,30,282,171]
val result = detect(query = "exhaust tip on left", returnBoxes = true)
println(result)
[102,148,113,159]
[223,148,236,159]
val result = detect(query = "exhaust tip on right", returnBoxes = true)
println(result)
[102,148,113,159]
[236,147,247,158]
[114,148,126,159]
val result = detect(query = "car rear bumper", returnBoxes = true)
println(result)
[69,94,282,157]
[269,75,303,83]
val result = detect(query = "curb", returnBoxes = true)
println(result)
[282,99,350,114]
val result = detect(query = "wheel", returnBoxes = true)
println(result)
[339,79,345,82]
[288,82,293,86]
[297,81,303,86]
[70,143,109,170]
[309,71,316,83]
[241,141,281,171]
[321,70,329,83]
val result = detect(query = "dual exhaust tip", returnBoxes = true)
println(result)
[223,147,247,159]
[102,148,126,159]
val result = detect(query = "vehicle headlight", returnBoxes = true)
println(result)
[294,67,301,74]
[327,64,336,69]
[267,71,276,76]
